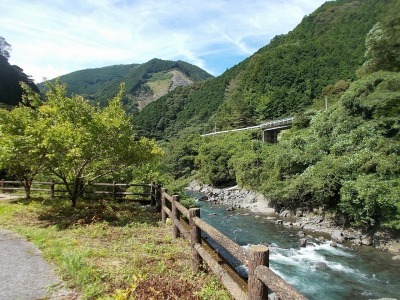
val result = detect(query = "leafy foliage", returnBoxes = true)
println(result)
[135,0,399,138]
[0,37,39,107]
[0,80,162,206]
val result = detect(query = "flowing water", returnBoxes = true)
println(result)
[189,192,400,299]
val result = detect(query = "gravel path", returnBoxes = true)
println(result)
[0,194,76,299]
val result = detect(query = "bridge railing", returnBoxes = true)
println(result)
[201,117,294,137]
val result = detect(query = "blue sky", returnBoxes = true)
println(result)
[0,0,326,82]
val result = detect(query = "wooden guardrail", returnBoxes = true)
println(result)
[159,188,307,300]
[0,180,157,203]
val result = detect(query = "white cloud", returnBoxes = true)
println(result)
[0,0,326,82]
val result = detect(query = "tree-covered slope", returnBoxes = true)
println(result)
[38,58,213,112]
[135,0,400,139]
[0,53,39,108]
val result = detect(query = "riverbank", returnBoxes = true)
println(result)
[187,181,400,258]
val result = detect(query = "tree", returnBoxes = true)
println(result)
[357,17,400,76]
[0,84,45,198]
[36,80,161,206]
[0,36,11,59]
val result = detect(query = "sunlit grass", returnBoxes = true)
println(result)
[0,197,231,299]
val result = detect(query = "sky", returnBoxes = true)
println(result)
[0,0,326,83]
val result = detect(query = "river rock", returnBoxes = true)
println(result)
[243,193,256,204]
[330,242,338,247]
[279,210,290,218]
[198,195,208,201]
[318,236,325,242]
[226,206,235,211]
[392,255,400,261]
[314,215,324,223]
[315,262,329,271]
[265,217,276,221]
[268,292,278,300]
[297,231,305,238]
[331,230,345,243]
[283,221,292,227]
[299,238,307,247]
[275,220,283,225]
[296,210,303,217]
[361,235,373,246]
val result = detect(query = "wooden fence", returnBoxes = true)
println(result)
[159,188,307,300]
[1,179,306,299]
[0,180,156,204]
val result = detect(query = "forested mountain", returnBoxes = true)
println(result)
[0,37,39,107]
[135,0,400,139]
[38,58,213,113]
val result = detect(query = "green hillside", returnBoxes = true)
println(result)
[135,0,400,139]
[38,58,213,113]
[0,50,39,107]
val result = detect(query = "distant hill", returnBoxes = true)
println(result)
[134,0,400,139]
[38,58,213,112]
[0,55,39,108]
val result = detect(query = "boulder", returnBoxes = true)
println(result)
[226,206,235,211]
[198,195,208,201]
[297,231,305,238]
[275,220,283,225]
[331,230,345,243]
[296,210,303,217]
[330,242,338,247]
[279,210,290,218]
[361,235,373,246]
[299,238,307,247]
[392,255,400,261]
[315,262,329,271]
[313,215,324,223]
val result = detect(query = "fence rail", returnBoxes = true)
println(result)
[0,180,155,203]
[0,180,306,299]
[160,189,307,300]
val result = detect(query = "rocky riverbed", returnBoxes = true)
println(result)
[187,181,400,258]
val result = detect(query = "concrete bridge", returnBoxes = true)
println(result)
[201,117,294,143]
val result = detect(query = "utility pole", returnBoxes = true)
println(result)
[325,95,328,111]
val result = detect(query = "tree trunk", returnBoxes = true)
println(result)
[23,178,31,199]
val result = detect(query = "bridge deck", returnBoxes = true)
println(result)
[201,117,294,137]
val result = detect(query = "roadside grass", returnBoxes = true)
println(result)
[0,197,232,299]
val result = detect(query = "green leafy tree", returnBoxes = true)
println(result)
[0,85,44,198]
[0,36,11,59]
[36,80,162,206]
[358,17,400,76]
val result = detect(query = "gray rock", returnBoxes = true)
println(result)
[318,237,325,242]
[226,206,235,211]
[268,292,279,300]
[275,220,283,225]
[299,238,307,247]
[330,242,338,247]
[255,215,261,219]
[283,221,293,227]
[315,262,329,271]
[198,195,208,201]
[392,255,400,261]
[331,230,345,243]
[361,235,373,246]
[279,210,290,218]
[314,215,324,223]
[297,231,305,238]
[296,210,303,217]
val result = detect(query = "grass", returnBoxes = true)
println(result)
[0,196,232,299]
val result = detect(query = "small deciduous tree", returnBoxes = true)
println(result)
[36,80,161,206]
[0,85,45,198]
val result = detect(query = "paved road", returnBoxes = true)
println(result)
[0,194,75,299]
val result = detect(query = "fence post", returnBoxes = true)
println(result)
[248,245,269,300]
[161,188,167,224]
[113,181,116,200]
[150,182,156,206]
[189,208,202,273]
[1,179,4,193]
[50,180,55,198]
[172,195,180,239]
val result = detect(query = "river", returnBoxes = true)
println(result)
[189,193,400,300]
